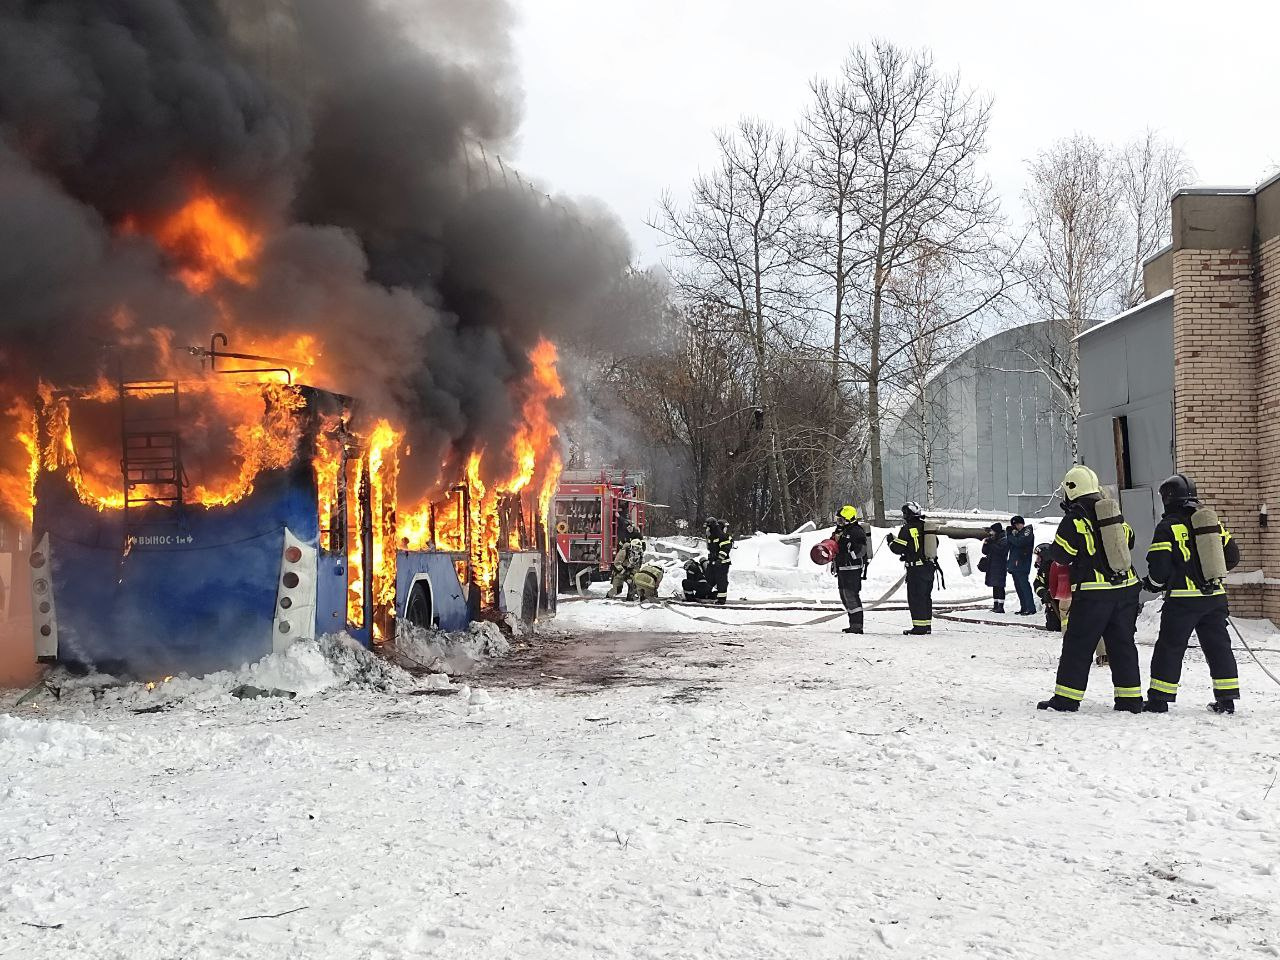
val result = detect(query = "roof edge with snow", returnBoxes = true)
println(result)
[1074,289,1174,343]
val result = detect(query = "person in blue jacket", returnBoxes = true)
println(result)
[1007,515,1037,615]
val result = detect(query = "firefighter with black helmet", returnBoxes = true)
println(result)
[1038,465,1144,713]
[888,501,933,635]
[681,558,714,602]
[704,517,733,606]
[1143,473,1242,714]
[831,505,869,634]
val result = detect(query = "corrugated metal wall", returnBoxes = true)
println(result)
[1077,296,1175,573]
[882,322,1073,516]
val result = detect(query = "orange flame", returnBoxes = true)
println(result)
[367,419,401,641]
[151,192,262,293]
[10,185,569,635]
[0,399,39,523]
[189,383,306,508]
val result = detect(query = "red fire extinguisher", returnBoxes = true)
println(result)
[810,539,838,564]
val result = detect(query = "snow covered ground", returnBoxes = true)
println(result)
[3,521,1280,958]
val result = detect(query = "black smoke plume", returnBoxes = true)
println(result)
[0,0,630,498]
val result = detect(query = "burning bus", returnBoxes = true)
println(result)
[22,336,559,677]
[0,4,629,680]
[3,180,572,678]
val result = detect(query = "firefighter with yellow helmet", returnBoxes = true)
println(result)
[830,505,870,634]
[1038,465,1144,713]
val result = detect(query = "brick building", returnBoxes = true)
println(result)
[1079,173,1280,619]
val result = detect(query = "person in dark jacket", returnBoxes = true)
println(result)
[681,558,714,602]
[1033,544,1060,631]
[981,522,1010,613]
[888,501,934,635]
[704,517,733,606]
[1143,473,1242,714]
[1007,515,1036,615]
[829,505,870,634]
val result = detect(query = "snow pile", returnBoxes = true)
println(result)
[0,713,122,761]
[392,619,512,674]
[170,633,411,699]
[39,635,413,709]
[605,516,1063,610]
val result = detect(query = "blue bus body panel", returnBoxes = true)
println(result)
[315,549,351,640]
[36,463,318,676]
[396,551,470,632]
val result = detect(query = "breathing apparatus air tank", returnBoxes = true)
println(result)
[1191,505,1229,584]
[1093,497,1132,579]
[922,520,939,561]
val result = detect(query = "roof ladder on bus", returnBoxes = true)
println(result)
[120,380,186,533]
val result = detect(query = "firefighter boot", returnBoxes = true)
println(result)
[1143,700,1170,714]
[1208,699,1236,715]
[1113,698,1145,714]
[1036,696,1079,712]
[993,601,1004,613]
[902,626,931,636]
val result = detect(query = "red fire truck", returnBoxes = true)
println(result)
[553,469,646,591]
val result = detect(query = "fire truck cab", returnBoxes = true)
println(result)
[552,469,646,592]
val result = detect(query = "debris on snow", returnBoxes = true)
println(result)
[25,634,413,710]
[391,619,512,674]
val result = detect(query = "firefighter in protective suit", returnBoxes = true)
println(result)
[1143,474,1242,714]
[888,501,933,635]
[607,524,646,598]
[1038,465,1144,713]
[630,563,665,603]
[704,518,733,606]
[681,559,714,602]
[830,505,870,634]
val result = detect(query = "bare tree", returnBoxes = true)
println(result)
[799,76,869,516]
[843,39,999,521]
[1117,130,1194,308]
[882,245,980,509]
[1019,135,1124,459]
[651,118,810,530]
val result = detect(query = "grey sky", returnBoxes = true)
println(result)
[508,0,1279,264]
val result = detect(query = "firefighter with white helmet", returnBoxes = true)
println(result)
[606,523,646,599]
[1037,465,1143,713]
[888,501,934,635]
[1143,473,1242,714]
[830,505,870,634]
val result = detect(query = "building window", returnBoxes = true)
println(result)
[1112,416,1133,490]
